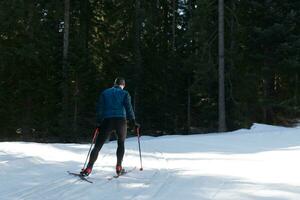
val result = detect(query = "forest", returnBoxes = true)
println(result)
[0,0,299,142]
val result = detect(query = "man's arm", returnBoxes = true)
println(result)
[124,92,135,120]
[124,92,140,130]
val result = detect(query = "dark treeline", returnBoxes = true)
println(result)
[0,0,299,142]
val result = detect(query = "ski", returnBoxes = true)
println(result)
[67,171,93,183]
[107,167,136,180]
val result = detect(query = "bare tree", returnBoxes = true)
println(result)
[133,0,142,116]
[172,0,176,50]
[62,0,70,126]
[218,0,226,132]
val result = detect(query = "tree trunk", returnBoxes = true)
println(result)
[188,0,192,16]
[262,65,275,123]
[187,76,191,133]
[62,0,70,127]
[73,75,79,132]
[228,0,236,103]
[295,74,299,106]
[218,0,226,132]
[172,0,176,50]
[23,0,35,140]
[72,0,89,132]
[186,0,193,134]
[133,0,142,117]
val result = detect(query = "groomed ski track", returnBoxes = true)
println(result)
[1,124,300,200]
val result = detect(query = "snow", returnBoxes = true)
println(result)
[1,123,300,200]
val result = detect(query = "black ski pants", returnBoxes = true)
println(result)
[87,117,127,168]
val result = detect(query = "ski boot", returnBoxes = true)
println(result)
[80,167,92,177]
[116,165,124,175]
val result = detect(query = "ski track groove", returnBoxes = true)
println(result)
[208,181,228,200]
[1,171,109,200]
[126,170,160,200]
[0,158,72,199]
[1,175,69,199]
[146,151,172,200]
[1,143,173,200]
[91,150,168,200]
[129,150,172,200]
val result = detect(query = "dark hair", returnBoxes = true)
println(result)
[114,77,125,85]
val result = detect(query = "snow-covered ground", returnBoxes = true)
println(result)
[1,123,300,200]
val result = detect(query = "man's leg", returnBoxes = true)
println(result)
[86,119,112,169]
[115,119,127,166]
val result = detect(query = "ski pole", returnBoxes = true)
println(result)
[82,127,99,170]
[136,127,143,171]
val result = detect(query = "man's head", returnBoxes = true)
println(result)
[114,77,126,89]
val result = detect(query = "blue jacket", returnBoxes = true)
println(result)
[96,86,135,123]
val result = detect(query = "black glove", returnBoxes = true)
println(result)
[134,122,141,129]
[96,121,102,128]
[129,119,140,129]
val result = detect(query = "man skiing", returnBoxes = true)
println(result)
[81,77,140,176]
